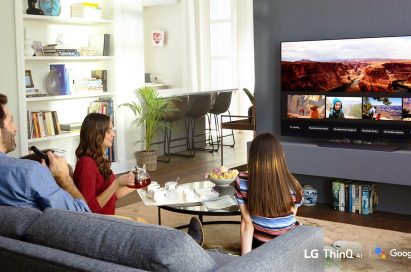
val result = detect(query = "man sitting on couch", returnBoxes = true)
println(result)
[0,93,90,212]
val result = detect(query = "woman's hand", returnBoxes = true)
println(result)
[116,172,135,187]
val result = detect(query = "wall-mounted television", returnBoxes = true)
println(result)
[281,35,411,142]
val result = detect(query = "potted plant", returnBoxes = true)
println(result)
[120,86,174,171]
[242,88,255,123]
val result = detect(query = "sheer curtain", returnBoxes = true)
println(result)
[181,0,254,102]
[181,0,210,90]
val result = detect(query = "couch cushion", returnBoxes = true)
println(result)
[24,208,218,272]
[0,205,42,239]
[0,236,143,272]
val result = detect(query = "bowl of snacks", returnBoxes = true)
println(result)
[205,166,239,186]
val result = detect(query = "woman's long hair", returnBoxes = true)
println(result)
[247,133,302,217]
[75,113,112,180]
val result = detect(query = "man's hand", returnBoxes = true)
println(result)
[46,151,70,188]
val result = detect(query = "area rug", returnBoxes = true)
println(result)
[116,202,411,272]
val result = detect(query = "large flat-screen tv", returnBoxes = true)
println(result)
[281,35,411,142]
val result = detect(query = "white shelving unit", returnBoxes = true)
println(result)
[14,0,121,168]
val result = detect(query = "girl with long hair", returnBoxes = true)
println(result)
[74,113,135,215]
[235,133,303,255]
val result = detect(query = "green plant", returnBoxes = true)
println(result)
[242,88,254,104]
[119,86,174,152]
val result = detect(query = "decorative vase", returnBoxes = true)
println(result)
[302,185,318,206]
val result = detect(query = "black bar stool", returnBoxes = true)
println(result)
[185,93,213,156]
[157,96,192,162]
[207,90,235,151]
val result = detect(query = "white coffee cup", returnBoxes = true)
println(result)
[165,181,178,191]
[147,183,160,198]
[153,188,167,202]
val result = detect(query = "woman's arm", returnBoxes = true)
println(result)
[97,172,134,207]
[239,204,254,256]
[291,206,299,216]
[116,186,136,199]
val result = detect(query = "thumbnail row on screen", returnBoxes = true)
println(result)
[287,95,411,121]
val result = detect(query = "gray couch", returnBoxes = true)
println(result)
[0,205,324,271]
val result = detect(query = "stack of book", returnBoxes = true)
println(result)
[42,44,80,57]
[75,78,104,92]
[332,179,378,215]
[71,2,102,19]
[27,111,61,139]
[88,97,114,125]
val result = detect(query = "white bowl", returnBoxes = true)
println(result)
[209,176,237,186]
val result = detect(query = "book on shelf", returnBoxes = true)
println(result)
[88,97,114,124]
[106,141,115,162]
[71,2,103,19]
[89,34,111,56]
[43,44,78,50]
[331,179,378,215]
[91,70,107,91]
[43,49,80,57]
[28,111,61,139]
[75,78,104,92]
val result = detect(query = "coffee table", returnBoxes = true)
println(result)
[157,181,240,229]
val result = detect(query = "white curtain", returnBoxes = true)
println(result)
[181,0,208,90]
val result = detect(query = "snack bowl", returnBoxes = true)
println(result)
[209,176,237,186]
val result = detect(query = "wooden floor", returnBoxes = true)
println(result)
[116,130,254,208]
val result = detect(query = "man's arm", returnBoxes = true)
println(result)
[45,152,86,201]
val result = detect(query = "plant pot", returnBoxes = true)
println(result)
[134,150,158,171]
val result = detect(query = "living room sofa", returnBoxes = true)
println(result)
[0,205,324,271]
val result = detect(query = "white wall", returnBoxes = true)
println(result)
[0,0,20,157]
[143,3,184,87]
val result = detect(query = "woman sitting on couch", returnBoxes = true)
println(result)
[74,113,136,215]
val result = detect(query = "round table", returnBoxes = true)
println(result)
[157,181,240,229]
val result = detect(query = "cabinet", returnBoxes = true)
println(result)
[14,0,125,170]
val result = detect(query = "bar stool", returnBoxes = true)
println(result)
[157,96,191,162]
[185,93,213,156]
[207,91,235,151]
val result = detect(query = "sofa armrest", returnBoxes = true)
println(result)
[217,226,324,272]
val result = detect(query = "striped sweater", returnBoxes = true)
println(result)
[234,173,303,243]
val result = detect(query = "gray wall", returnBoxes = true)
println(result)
[253,0,411,214]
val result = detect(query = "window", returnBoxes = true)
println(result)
[209,0,236,90]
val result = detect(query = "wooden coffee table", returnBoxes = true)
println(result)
[157,181,240,229]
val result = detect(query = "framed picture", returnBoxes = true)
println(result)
[25,70,34,88]
[151,30,165,47]
[32,41,44,56]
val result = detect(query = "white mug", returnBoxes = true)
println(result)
[165,181,178,191]
[153,188,167,202]
[147,183,160,199]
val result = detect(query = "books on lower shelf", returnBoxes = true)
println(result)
[27,111,61,139]
[332,179,378,215]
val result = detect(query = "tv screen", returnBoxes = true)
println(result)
[281,35,411,141]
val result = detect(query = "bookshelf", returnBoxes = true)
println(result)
[14,0,135,172]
